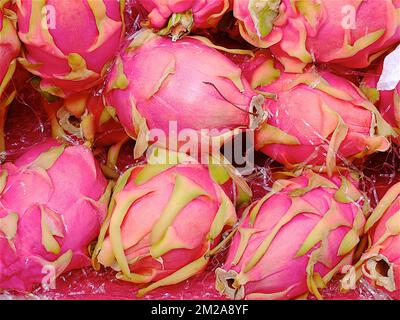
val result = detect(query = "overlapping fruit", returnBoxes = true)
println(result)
[0,0,400,301]
[138,0,231,39]
[233,0,400,72]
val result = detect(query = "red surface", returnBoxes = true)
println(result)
[3,267,392,301]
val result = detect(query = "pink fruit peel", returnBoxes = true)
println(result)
[17,0,124,98]
[0,140,111,292]
[216,170,366,300]
[106,30,266,158]
[0,2,20,151]
[360,60,400,145]
[247,55,395,175]
[92,148,239,297]
[138,0,231,40]
[342,182,400,295]
[233,0,400,72]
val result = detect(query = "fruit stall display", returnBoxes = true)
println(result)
[1,0,400,300]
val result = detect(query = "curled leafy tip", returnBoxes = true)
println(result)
[215,268,245,300]
[362,254,396,292]
[158,10,194,41]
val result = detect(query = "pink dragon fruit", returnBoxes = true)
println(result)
[38,87,128,151]
[233,0,400,72]
[360,60,400,145]
[377,83,400,143]
[248,55,394,175]
[16,0,124,98]
[0,3,20,151]
[0,3,19,99]
[92,148,238,297]
[215,170,366,300]
[105,29,265,158]
[341,182,400,295]
[138,0,231,39]
[0,140,111,292]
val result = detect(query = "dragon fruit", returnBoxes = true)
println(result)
[233,0,400,72]
[250,58,394,176]
[17,0,124,98]
[215,170,366,300]
[341,182,400,295]
[377,83,400,143]
[0,4,19,99]
[0,140,111,292]
[105,29,265,158]
[0,3,20,151]
[138,0,231,40]
[92,148,238,297]
[38,88,128,153]
[360,60,400,145]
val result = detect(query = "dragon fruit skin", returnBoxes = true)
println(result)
[0,5,20,100]
[379,84,400,135]
[215,170,366,300]
[93,148,238,297]
[348,182,400,295]
[234,0,400,72]
[105,30,264,158]
[232,0,283,48]
[249,57,394,175]
[0,4,20,151]
[46,89,128,149]
[139,0,231,36]
[360,61,400,145]
[0,140,111,292]
[16,0,124,98]
[379,85,400,145]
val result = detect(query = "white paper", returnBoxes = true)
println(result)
[377,44,400,91]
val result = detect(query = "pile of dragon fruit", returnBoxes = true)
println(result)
[0,0,400,301]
